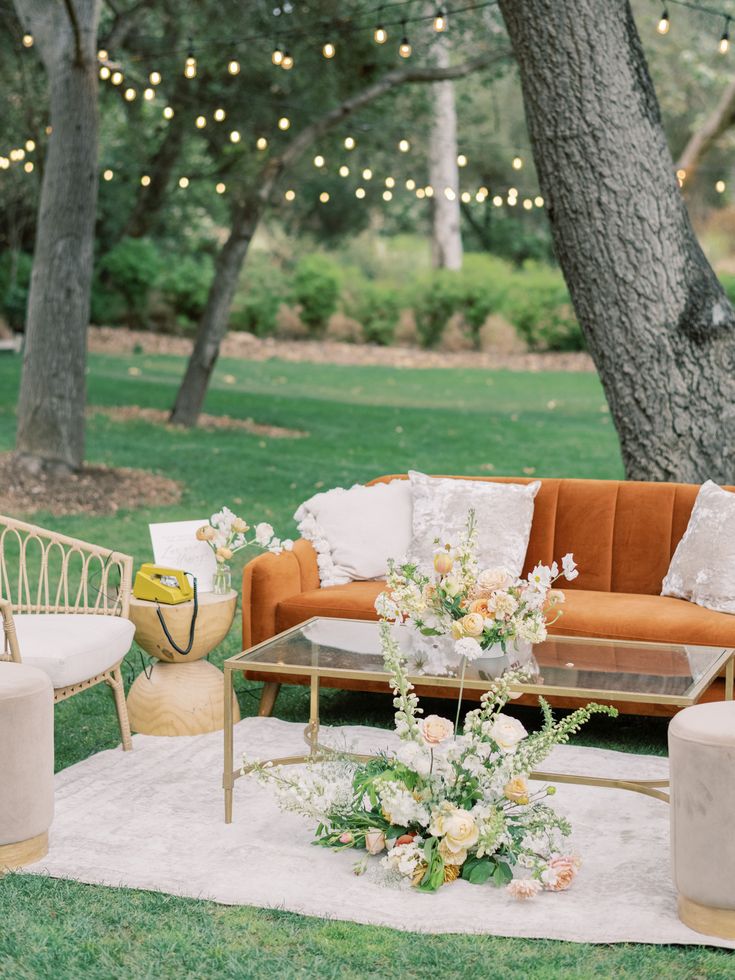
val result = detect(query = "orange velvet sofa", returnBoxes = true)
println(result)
[242,476,735,715]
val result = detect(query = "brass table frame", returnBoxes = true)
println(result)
[223,619,735,823]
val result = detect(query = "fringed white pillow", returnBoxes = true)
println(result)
[662,480,735,613]
[294,480,413,587]
[408,471,541,577]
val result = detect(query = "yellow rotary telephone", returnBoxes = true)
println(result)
[133,564,194,604]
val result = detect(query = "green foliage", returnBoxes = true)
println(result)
[158,254,214,326]
[502,263,584,352]
[718,273,735,308]
[342,279,401,345]
[0,250,32,330]
[291,254,341,333]
[230,254,287,337]
[98,238,161,327]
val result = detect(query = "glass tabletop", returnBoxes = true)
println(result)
[227,617,733,706]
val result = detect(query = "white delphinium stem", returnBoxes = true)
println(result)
[454,656,468,739]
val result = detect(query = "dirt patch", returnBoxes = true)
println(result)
[89,405,308,439]
[0,452,182,517]
[88,325,595,373]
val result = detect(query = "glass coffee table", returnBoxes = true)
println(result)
[223,618,734,822]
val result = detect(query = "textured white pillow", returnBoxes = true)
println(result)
[408,471,540,577]
[294,480,413,587]
[662,480,735,614]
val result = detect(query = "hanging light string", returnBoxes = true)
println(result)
[653,0,735,51]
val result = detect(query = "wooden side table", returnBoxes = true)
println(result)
[127,590,240,736]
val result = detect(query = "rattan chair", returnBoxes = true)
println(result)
[0,515,134,750]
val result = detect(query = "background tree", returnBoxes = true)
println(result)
[428,28,463,269]
[498,0,735,482]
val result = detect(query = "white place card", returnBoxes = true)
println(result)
[149,520,218,593]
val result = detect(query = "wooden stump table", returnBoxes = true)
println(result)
[127,590,240,736]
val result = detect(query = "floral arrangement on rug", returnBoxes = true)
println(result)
[248,517,617,897]
[196,506,293,563]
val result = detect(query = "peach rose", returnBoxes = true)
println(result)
[364,829,386,855]
[503,776,530,805]
[507,878,542,900]
[460,612,485,637]
[216,546,233,562]
[421,714,454,745]
[433,551,454,575]
[469,598,490,616]
[541,855,580,891]
[232,517,249,533]
[478,568,511,592]
[488,714,528,753]
[196,525,216,541]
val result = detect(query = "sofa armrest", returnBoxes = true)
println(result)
[241,539,319,649]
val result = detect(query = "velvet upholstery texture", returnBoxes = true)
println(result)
[242,477,735,708]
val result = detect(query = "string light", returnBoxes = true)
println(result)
[278,116,290,130]
[416,187,426,199]
[124,87,136,101]
[425,185,434,197]
[444,186,456,200]
[344,136,356,150]
[25,139,35,151]
[98,49,108,61]
[22,33,33,48]
[23,161,33,173]
[657,7,670,34]
[478,185,489,197]
[716,179,726,192]
[256,136,268,149]
[523,198,533,210]
[214,108,226,121]
[461,191,471,203]
[457,153,468,167]
[399,23,412,58]
[362,167,373,179]
[385,176,395,187]
[149,71,162,85]
[406,178,416,190]
[196,115,207,128]
[163,106,174,119]
[141,175,151,186]
[398,139,410,152]
[492,195,502,206]
[676,167,686,182]
[230,129,241,142]
[534,195,545,207]
[355,187,366,198]
[383,190,393,201]
[322,42,336,58]
[99,66,111,80]
[313,154,325,167]
[319,191,330,203]
[433,9,447,31]
[143,87,155,100]
[184,42,197,79]
[281,51,294,70]
[0,158,8,169]
[339,165,350,176]
[228,59,241,74]
[216,182,226,194]
[512,155,523,169]
[285,189,296,201]
[103,169,114,181]
[271,44,283,66]
[374,24,388,43]
[719,16,731,52]
[111,71,123,85]
[179,176,189,188]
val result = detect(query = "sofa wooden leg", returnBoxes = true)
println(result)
[108,665,133,751]
[258,682,281,717]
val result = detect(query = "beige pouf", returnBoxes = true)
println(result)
[0,661,54,871]
[669,700,735,939]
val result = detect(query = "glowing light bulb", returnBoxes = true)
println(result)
[25,139,35,151]
[433,9,447,32]
[657,8,670,35]
[141,175,151,186]
[508,186,518,196]
[313,154,325,167]
[111,71,123,85]
[493,195,503,206]
[281,51,294,70]
[319,191,330,203]
[406,178,416,191]
[103,169,114,181]
[416,187,426,199]
[150,71,162,85]
[523,198,533,210]
[720,20,731,54]
[355,187,366,199]
[216,182,226,194]
[24,161,33,173]
[457,153,468,167]
[344,136,356,150]
[228,59,240,74]
[374,25,388,44]
[425,185,434,198]
[507,195,517,206]
[196,115,206,128]
[676,168,686,182]
[285,189,296,201]
[0,158,8,170]
[278,116,290,130]
[184,53,197,79]
[124,87,136,101]
[179,177,189,188]
[214,108,226,121]
[98,49,108,61]
[398,139,410,152]
[512,155,523,170]
[163,106,174,119]
[534,195,545,207]
[271,46,283,66]
[22,33,34,48]
[143,87,155,101]
[383,190,393,201]
[362,168,372,180]
[256,136,268,150]
[444,187,456,200]
[716,180,726,193]
[399,37,412,58]
[385,176,395,188]
[339,165,349,177]
[99,66,111,79]
[475,191,484,202]
[230,130,241,143]
[322,42,336,59]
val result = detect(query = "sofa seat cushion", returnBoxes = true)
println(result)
[275,583,735,651]
[13,614,135,689]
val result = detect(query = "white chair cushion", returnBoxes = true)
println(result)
[13,614,135,689]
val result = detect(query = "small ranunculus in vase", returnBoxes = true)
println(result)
[197,506,293,594]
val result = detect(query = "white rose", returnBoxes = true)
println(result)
[478,568,511,592]
[255,522,275,546]
[421,715,454,745]
[489,714,528,753]
[433,807,479,856]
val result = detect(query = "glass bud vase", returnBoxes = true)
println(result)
[213,563,232,595]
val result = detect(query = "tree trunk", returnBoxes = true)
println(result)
[498,0,735,482]
[429,35,463,270]
[12,0,100,473]
[169,202,259,426]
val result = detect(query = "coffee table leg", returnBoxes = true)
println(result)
[726,655,734,702]
[309,673,320,755]
[224,665,234,823]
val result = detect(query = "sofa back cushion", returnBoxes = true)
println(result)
[367,476,726,596]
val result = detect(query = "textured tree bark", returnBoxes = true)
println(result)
[428,35,463,269]
[498,0,735,482]
[12,0,100,473]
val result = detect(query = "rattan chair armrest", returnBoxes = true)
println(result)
[0,596,21,663]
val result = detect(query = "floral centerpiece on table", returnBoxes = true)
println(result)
[196,506,293,593]
[248,626,616,896]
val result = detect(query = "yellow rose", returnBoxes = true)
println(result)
[439,838,468,866]
[216,546,233,562]
[460,612,485,637]
[433,551,454,575]
[504,776,530,805]
[433,808,478,857]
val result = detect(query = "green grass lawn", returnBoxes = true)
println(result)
[0,352,730,978]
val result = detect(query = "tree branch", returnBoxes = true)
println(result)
[62,0,84,67]
[257,48,511,203]
[102,0,149,50]
[677,76,735,183]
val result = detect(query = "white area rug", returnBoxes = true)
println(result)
[25,717,735,948]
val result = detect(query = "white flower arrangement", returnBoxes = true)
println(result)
[196,506,293,563]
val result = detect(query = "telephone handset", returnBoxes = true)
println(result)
[133,564,198,656]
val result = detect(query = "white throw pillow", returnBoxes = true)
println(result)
[662,480,735,614]
[408,471,540,577]
[294,480,413,587]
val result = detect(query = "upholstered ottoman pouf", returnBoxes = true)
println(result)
[0,662,54,871]
[669,701,735,939]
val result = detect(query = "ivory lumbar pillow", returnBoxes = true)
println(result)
[662,480,735,614]
[294,480,413,587]
[407,471,541,577]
